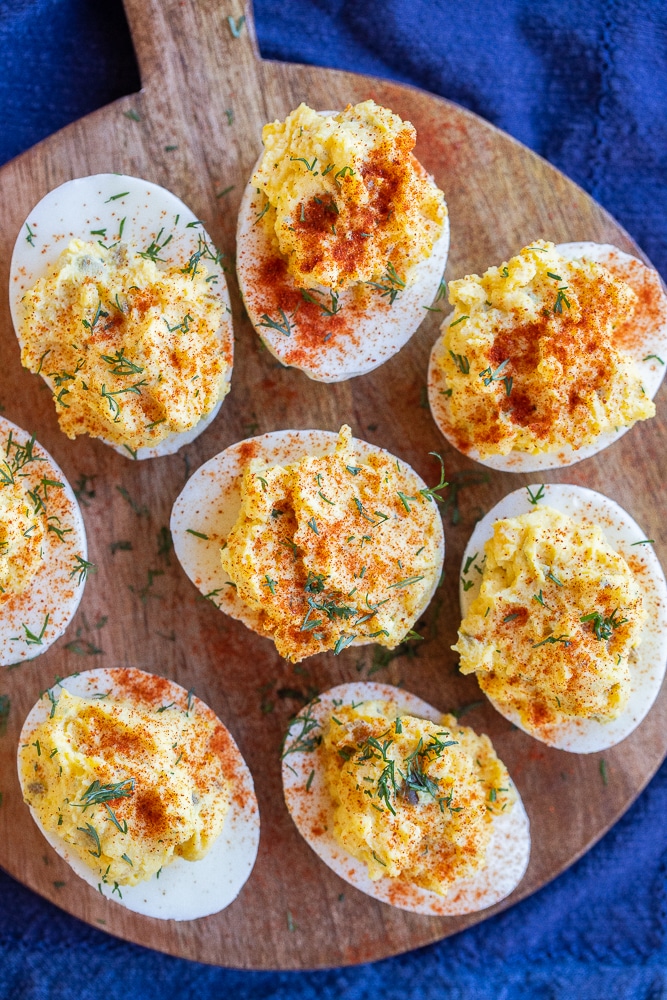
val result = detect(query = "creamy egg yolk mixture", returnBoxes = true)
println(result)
[0,480,45,599]
[252,100,446,290]
[438,241,654,458]
[323,700,514,894]
[19,689,231,887]
[454,506,646,729]
[19,239,227,452]
[220,426,442,662]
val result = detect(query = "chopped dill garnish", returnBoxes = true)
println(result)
[258,309,294,337]
[526,484,546,505]
[227,14,246,36]
[77,822,102,857]
[448,350,470,373]
[281,703,322,758]
[366,262,406,305]
[70,555,96,584]
[532,633,570,648]
[580,608,628,641]
[553,286,571,314]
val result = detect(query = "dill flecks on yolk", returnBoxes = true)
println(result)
[19,689,231,887]
[0,480,45,599]
[439,241,654,458]
[323,699,515,894]
[252,100,446,291]
[220,426,443,662]
[19,239,227,452]
[454,506,646,729]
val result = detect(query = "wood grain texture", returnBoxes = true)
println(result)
[0,0,666,969]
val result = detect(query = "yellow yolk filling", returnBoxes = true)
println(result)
[253,100,446,289]
[454,506,646,728]
[20,240,227,452]
[439,241,654,458]
[220,426,442,662]
[323,700,514,894]
[0,480,45,599]
[19,689,231,886]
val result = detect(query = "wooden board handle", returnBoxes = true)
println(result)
[117,0,276,209]
[122,0,261,96]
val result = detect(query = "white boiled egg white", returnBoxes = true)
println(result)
[458,484,667,752]
[281,681,530,915]
[428,242,667,472]
[170,429,445,659]
[0,416,87,666]
[9,174,233,459]
[236,136,449,383]
[18,667,260,920]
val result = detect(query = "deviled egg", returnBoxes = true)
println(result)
[281,682,530,914]
[454,483,667,752]
[10,174,233,459]
[237,101,449,381]
[0,415,87,666]
[18,667,259,920]
[428,241,667,471]
[170,426,445,662]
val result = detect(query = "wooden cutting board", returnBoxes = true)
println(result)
[1,0,665,970]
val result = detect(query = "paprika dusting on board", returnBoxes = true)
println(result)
[236,100,449,381]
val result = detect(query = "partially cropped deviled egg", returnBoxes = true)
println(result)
[428,241,667,471]
[237,101,450,381]
[10,174,233,459]
[0,415,88,666]
[18,667,259,920]
[454,483,667,752]
[281,682,530,914]
[170,426,445,662]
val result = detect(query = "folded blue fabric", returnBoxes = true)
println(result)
[0,2,666,998]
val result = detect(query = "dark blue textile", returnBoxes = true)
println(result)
[1,2,666,997]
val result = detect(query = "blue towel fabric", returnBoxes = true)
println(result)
[1,2,666,997]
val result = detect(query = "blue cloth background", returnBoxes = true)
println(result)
[1,2,666,997]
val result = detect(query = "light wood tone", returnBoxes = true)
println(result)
[0,0,665,969]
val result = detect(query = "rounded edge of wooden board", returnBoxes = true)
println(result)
[0,44,665,968]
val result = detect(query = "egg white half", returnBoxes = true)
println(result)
[170,429,445,646]
[236,146,450,383]
[18,667,260,920]
[0,416,87,666]
[9,174,233,459]
[458,484,667,752]
[428,242,667,472]
[281,681,530,915]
